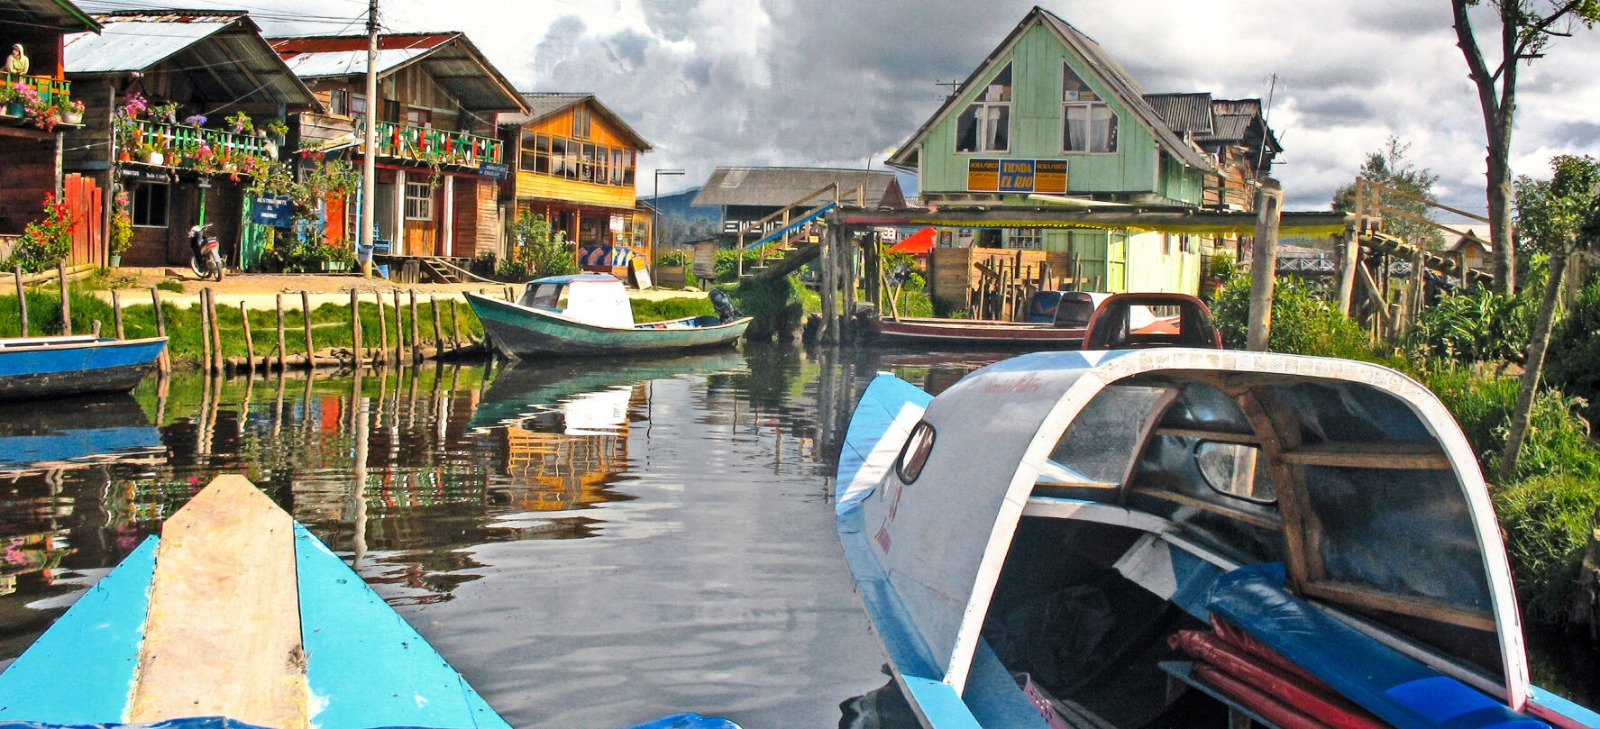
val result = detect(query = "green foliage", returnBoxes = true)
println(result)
[6,194,75,274]
[1210,272,1375,358]
[1514,154,1600,258]
[1546,273,1600,423]
[655,250,691,267]
[712,248,761,283]
[882,251,928,291]
[1492,473,1600,625]
[110,192,133,256]
[1403,286,1531,364]
[731,277,808,340]
[500,211,576,281]
[156,280,183,293]
[1331,137,1445,249]
[632,296,713,322]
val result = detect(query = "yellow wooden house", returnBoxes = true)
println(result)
[498,93,652,276]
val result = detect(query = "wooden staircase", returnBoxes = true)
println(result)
[740,183,863,283]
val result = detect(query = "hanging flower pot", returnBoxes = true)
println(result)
[118,150,132,162]
[146,150,164,165]
[109,254,122,267]
[1,102,22,118]
[60,109,83,125]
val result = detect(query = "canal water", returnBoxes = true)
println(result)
[0,343,1003,729]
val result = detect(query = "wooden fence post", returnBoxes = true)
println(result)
[57,260,70,336]
[1337,230,1360,316]
[392,288,405,363]
[207,288,223,374]
[408,290,420,363]
[150,287,169,374]
[276,294,288,372]
[374,290,388,366]
[14,265,26,337]
[241,301,255,371]
[450,299,462,352]
[430,296,444,353]
[199,289,213,373]
[112,289,124,339]
[301,290,315,368]
[350,289,363,365]
[1246,183,1284,352]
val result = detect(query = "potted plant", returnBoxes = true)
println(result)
[59,99,84,125]
[0,83,23,117]
[109,191,132,267]
[655,249,691,288]
[137,142,163,166]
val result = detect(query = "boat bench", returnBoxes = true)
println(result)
[1200,563,1545,729]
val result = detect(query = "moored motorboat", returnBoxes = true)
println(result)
[464,274,751,358]
[836,349,1599,729]
[870,291,1106,349]
[0,475,738,729]
[0,334,167,402]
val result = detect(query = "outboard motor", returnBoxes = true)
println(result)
[710,288,742,322]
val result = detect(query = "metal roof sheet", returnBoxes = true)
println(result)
[0,0,99,33]
[1144,92,1214,136]
[65,14,232,73]
[691,167,901,208]
[64,13,317,109]
[270,33,525,113]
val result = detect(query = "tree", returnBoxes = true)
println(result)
[1452,0,1600,295]
[1498,155,1600,482]
[497,211,577,280]
[1332,137,1444,250]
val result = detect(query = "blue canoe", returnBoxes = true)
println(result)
[0,476,737,729]
[0,335,166,402]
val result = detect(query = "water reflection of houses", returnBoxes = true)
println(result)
[495,386,638,512]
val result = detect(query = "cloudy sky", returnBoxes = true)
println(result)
[97,0,1600,213]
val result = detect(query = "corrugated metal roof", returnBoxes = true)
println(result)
[1198,113,1252,144]
[64,12,317,109]
[270,32,525,113]
[887,7,1214,174]
[1144,92,1214,136]
[0,0,99,33]
[65,13,234,73]
[691,167,902,208]
[499,92,651,151]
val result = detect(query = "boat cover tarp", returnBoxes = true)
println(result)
[0,714,740,729]
[1207,563,1545,729]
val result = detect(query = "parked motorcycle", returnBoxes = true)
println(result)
[187,223,224,281]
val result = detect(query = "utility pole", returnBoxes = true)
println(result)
[359,0,379,277]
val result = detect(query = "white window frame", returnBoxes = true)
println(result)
[404,181,433,221]
[956,64,1012,154]
[1064,102,1118,154]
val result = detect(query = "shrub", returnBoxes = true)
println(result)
[1545,273,1600,424]
[1492,473,1600,626]
[110,191,133,256]
[713,248,761,283]
[499,211,576,281]
[1209,272,1374,358]
[656,250,691,267]
[1404,286,1531,365]
[732,277,808,340]
[6,194,75,273]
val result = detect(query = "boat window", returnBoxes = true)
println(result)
[1048,385,1170,486]
[1195,441,1275,503]
[895,421,936,484]
[520,283,563,309]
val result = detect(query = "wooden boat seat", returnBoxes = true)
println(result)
[1207,563,1545,729]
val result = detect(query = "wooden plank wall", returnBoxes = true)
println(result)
[62,173,102,267]
[0,135,57,235]
[926,246,1071,309]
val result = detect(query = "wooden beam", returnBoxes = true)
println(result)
[129,475,308,729]
[1301,580,1497,633]
[1279,444,1451,470]
[1359,177,1492,224]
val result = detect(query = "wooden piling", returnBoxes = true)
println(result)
[151,287,169,374]
[57,260,70,336]
[301,291,315,367]
[430,296,444,352]
[112,289,124,339]
[374,290,388,365]
[199,289,213,373]
[408,290,420,362]
[241,301,255,369]
[449,299,462,352]
[1246,183,1284,352]
[391,288,405,363]
[14,265,26,337]
[207,287,223,374]
[350,289,363,365]
[275,294,287,372]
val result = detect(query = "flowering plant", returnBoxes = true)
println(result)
[110,191,133,256]
[5,194,76,274]
[63,99,84,116]
[121,93,147,118]
[227,110,253,134]
[183,114,207,127]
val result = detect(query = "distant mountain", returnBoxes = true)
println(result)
[649,187,721,246]
[648,187,719,222]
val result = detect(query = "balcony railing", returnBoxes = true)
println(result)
[124,118,277,172]
[0,72,72,108]
[370,120,502,168]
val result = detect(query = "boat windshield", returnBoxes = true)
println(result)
[520,283,564,310]
[1043,384,1171,486]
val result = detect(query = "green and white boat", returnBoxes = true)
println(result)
[465,274,751,358]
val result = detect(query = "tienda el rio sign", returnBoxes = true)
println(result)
[967,159,1068,194]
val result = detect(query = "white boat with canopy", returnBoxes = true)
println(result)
[836,349,1600,729]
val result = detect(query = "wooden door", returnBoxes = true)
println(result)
[62,173,103,266]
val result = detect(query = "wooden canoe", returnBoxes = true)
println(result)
[0,335,167,402]
[465,292,751,359]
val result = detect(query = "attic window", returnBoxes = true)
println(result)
[572,106,591,139]
[956,63,1011,153]
[1064,62,1116,153]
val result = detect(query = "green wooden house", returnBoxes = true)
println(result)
[887,7,1245,295]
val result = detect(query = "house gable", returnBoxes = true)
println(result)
[890,8,1209,205]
